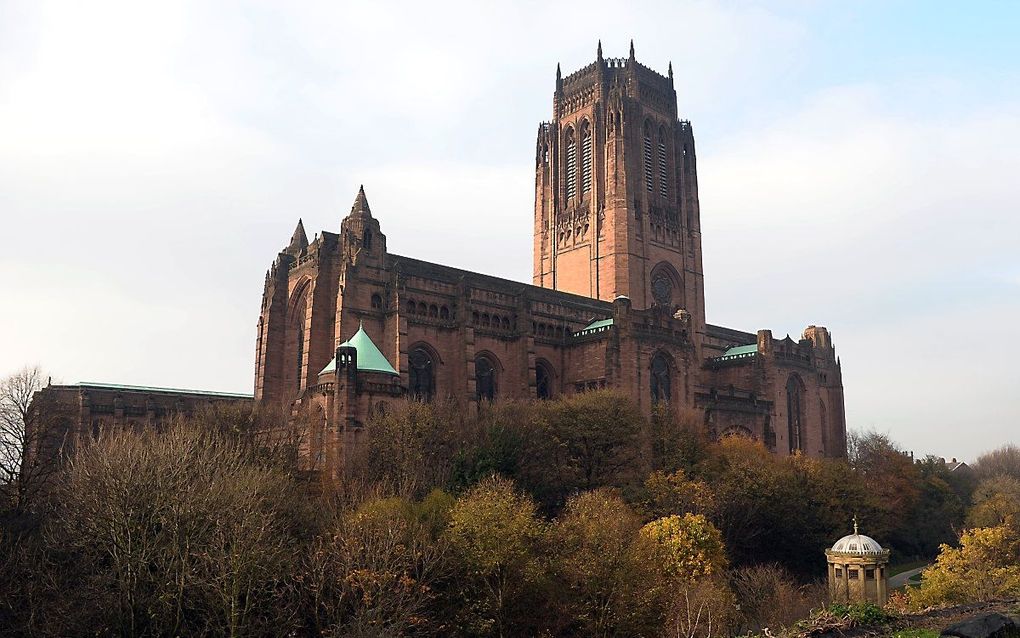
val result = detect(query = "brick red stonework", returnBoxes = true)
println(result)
[25,47,846,480]
[254,47,848,480]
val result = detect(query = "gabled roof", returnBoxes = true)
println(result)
[319,323,398,376]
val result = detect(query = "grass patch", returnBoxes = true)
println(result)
[889,559,930,577]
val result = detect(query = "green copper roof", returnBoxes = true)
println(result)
[722,344,758,357]
[574,317,614,337]
[71,382,252,399]
[319,324,398,376]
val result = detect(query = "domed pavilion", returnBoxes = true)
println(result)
[825,517,891,605]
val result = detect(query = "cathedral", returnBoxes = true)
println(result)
[254,43,848,477]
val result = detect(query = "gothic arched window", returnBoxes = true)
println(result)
[650,353,671,404]
[643,121,654,193]
[371,293,383,309]
[295,319,304,387]
[565,127,577,200]
[658,126,668,198]
[580,120,593,195]
[408,347,435,402]
[475,355,497,402]
[291,287,309,391]
[787,375,803,453]
[536,362,553,400]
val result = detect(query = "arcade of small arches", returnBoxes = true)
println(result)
[471,311,514,331]
[403,298,452,321]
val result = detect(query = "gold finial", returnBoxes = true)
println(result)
[853,514,859,535]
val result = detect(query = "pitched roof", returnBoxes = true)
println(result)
[319,323,398,376]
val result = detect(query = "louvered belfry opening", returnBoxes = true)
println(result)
[643,123,654,193]
[565,128,577,200]
[581,121,592,195]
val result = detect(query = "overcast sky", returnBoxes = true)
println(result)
[1,1,1017,462]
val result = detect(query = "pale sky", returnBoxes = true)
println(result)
[1,1,1017,462]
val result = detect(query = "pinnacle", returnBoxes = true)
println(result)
[629,39,635,59]
[288,218,308,253]
[350,185,372,218]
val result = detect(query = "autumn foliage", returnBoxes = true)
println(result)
[0,385,1011,636]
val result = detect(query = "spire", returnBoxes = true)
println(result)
[350,185,372,218]
[668,61,673,82]
[597,40,603,62]
[629,39,635,60]
[287,218,308,253]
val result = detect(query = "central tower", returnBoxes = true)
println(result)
[533,42,706,336]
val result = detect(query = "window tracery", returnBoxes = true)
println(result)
[787,375,803,453]
[475,355,497,402]
[650,353,671,404]
[408,347,435,402]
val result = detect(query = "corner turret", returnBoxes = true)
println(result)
[340,185,386,264]
[286,218,308,255]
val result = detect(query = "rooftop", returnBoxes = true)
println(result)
[56,382,253,399]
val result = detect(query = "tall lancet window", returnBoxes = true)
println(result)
[787,375,803,453]
[650,353,671,404]
[643,122,654,193]
[658,127,668,198]
[580,121,592,195]
[565,128,577,200]
[295,318,305,389]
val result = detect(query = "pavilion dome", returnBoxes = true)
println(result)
[830,524,884,555]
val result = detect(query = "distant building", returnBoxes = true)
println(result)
[944,457,970,473]
[24,383,252,463]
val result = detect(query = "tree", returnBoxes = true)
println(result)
[848,430,922,552]
[302,493,448,636]
[47,424,299,636]
[443,475,547,637]
[549,489,654,636]
[641,469,716,520]
[536,390,644,496]
[638,514,733,638]
[908,522,1020,608]
[0,365,57,513]
[967,475,1020,528]
[645,405,713,475]
[974,443,1020,481]
[639,513,727,582]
